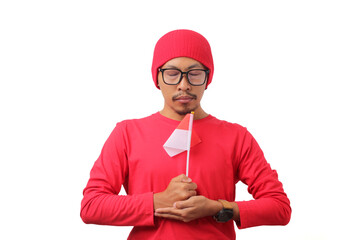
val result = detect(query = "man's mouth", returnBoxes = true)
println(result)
[175,96,193,104]
[173,93,197,104]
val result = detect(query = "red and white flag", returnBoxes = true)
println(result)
[163,112,201,157]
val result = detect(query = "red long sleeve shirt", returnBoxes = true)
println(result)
[81,113,291,239]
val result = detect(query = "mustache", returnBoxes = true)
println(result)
[172,92,197,101]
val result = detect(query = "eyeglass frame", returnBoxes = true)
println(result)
[158,68,210,86]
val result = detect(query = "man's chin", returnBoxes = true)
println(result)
[174,106,196,116]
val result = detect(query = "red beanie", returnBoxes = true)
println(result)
[151,29,214,89]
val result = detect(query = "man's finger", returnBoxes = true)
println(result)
[172,174,190,182]
[174,199,194,209]
[155,207,195,223]
[155,207,184,218]
[187,182,197,190]
[188,190,197,197]
[155,207,181,214]
[180,176,192,183]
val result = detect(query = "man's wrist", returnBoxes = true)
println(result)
[210,199,224,216]
[230,202,240,222]
[153,192,170,211]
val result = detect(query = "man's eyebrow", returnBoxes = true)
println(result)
[186,63,203,70]
[162,64,178,69]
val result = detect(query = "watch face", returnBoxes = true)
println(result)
[217,209,233,222]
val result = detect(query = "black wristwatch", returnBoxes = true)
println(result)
[213,199,233,223]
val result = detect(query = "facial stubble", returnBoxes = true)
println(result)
[172,92,198,115]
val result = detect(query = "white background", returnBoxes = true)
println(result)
[1,1,359,239]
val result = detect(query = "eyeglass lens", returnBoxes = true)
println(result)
[163,69,206,85]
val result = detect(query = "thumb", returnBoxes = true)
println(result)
[179,174,192,183]
[181,176,192,183]
[173,174,192,183]
[174,201,182,209]
[174,199,191,209]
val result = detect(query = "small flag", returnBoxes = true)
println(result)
[163,112,201,157]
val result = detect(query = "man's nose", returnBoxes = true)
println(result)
[177,73,191,91]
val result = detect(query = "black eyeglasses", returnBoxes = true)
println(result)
[158,68,209,86]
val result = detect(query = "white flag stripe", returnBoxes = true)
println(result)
[163,129,189,157]
[163,147,184,157]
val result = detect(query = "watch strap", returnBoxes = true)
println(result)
[218,199,232,210]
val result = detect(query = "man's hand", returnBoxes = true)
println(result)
[154,174,198,210]
[154,196,223,222]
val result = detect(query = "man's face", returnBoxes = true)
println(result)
[158,57,207,118]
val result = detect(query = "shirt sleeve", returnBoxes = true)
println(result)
[235,129,291,229]
[80,122,155,227]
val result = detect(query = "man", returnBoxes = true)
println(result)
[81,29,291,239]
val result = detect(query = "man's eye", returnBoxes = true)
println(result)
[189,73,200,76]
[166,70,180,76]
[189,70,203,76]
